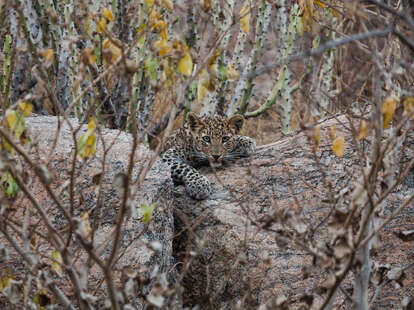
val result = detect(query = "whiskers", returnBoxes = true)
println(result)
[191,151,209,166]
[224,152,247,160]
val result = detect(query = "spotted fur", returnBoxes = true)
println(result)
[160,113,256,200]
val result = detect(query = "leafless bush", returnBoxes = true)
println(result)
[0,0,413,309]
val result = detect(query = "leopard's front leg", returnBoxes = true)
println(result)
[161,149,211,200]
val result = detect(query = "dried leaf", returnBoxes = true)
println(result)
[161,0,173,10]
[81,212,92,236]
[226,63,238,81]
[314,0,325,8]
[333,239,351,259]
[77,128,96,158]
[81,47,96,66]
[0,269,12,293]
[329,125,336,140]
[18,101,32,117]
[51,250,63,276]
[103,8,114,22]
[240,4,250,34]
[178,53,193,76]
[145,0,154,7]
[97,17,107,34]
[394,229,414,242]
[357,120,367,140]
[154,38,172,57]
[313,126,320,150]
[403,97,414,119]
[6,110,23,136]
[102,38,122,65]
[88,117,96,129]
[382,97,397,129]
[332,135,345,157]
[197,70,210,103]
[200,0,211,11]
[40,49,54,67]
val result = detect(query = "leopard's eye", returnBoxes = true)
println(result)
[202,136,211,143]
[222,136,230,143]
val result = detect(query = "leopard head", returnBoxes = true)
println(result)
[187,112,244,168]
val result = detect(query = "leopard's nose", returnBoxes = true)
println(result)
[212,155,221,161]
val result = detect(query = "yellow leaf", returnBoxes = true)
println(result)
[240,4,250,34]
[102,38,122,64]
[154,38,172,56]
[0,269,13,293]
[40,49,54,67]
[332,135,345,158]
[403,97,414,119]
[208,50,220,69]
[200,0,211,12]
[145,0,154,7]
[381,97,397,129]
[153,20,166,33]
[88,117,96,129]
[51,250,63,276]
[84,132,96,157]
[97,17,107,34]
[313,126,320,150]
[103,8,114,22]
[5,109,25,140]
[77,128,96,158]
[299,0,316,33]
[18,101,32,117]
[226,63,238,81]
[357,120,367,140]
[197,70,210,103]
[137,23,146,34]
[178,52,193,76]
[6,110,17,130]
[34,289,52,309]
[161,0,173,10]
[314,0,325,9]
[81,212,92,235]
[329,125,336,140]
[81,47,96,65]
[2,138,13,154]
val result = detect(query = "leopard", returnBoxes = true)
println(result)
[160,112,256,200]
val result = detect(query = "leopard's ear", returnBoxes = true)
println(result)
[187,112,204,132]
[228,114,244,134]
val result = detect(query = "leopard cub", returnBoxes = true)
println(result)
[160,113,256,200]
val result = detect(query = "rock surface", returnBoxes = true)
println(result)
[1,115,413,309]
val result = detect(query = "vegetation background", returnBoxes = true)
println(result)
[0,0,413,309]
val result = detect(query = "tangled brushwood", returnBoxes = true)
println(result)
[0,1,413,309]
